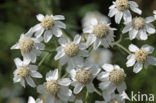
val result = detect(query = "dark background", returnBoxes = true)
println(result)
[0,0,156,103]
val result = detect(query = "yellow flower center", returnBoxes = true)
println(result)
[64,42,79,57]
[135,49,148,62]
[45,80,61,96]
[19,37,34,53]
[116,0,129,11]
[17,67,30,78]
[109,69,125,85]
[132,17,145,30]
[75,69,93,84]
[93,24,109,38]
[41,17,55,30]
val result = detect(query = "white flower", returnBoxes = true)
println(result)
[37,69,72,103]
[54,35,89,66]
[122,16,155,40]
[69,65,101,94]
[82,11,110,28]
[13,58,42,88]
[95,91,129,103]
[109,0,142,24]
[97,64,127,97]
[83,19,116,49]
[153,10,156,19]
[32,14,66,42]
[126,44,156,73]
[11,30,45,63]
[86,48,112,66]
[69,94,83,103]
[28,96,43,103]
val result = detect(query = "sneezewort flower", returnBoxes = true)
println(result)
[122,16,155,40]
[27,96,43,103]
[37,69,72,103]
[54,35,89,67]
[69,65,101,94]
[32,14,66,42]
[11,29,45,63]
[126,44,156,73]
[13,58,42,88]
[83,19,116,49]
[108,0,142,24]
[97,64,127,97]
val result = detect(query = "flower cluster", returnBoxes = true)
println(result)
[11,0,156,103]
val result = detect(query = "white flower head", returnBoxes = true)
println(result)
[32,14,66,42]
[123,16,155,40]
[13,58,42,88]
[109,0,142,24]
[28,96,43,103]
[97,64,127,96]
[69,65,101,94]
[54,35,89,66]
[83,19,116,50]
[153,10,156,19]
[11,30,45,63]
[86,48,113,66]
[37,69,72,103]
[95,91,129,103]
[126,44,156,73]
[82,11,110,28]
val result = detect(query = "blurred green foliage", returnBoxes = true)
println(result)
[0,0,156,103]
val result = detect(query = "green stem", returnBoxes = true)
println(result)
[62,73,69,78]
[38,53,49,67]
[114,43,131,55]
[58,64,62,78]
[85,90,88,103]
[94,88,102,96]
[42,49,55,53]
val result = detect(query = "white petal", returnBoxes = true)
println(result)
[74,83,84,94]
[108,8,118,17]
[53,15,65,20]
[147,56,156,66]
[146,24,156,34]
[46,69,58,81]
[86,34,96,47]
[86,83,94,93]
[117,82,127,93]
[58,78,71,86]
[123,10,132,23]
[145,16,155,23]
[90,67,101,76]
[13,76,21,82]
[129,29,138,40]
[34,27,44,38]
[59,55,68,65]
[44,30,52,43]
[23,58,30,66]
[52,27,62,37]
[14,58,22,67]
[37,85,46,94]
[128,1,138,7]
[115,11,123,24]
[11,43,19,49]
[31,72,42,78]
[126,55,136,67]
[75,100,83,103]
[55,21,66,29]
[122,23,132,33]
[36,14,44,21]
[99,81,110,90]
[54,52,65,60]
[97,72,109,81]
[83,26,93,33]
[28,96,36,103]
[90,18,98,25]
[139,30,147,40]
[141,44,154,54]
[26,77,36,87]
[102,64,114,72]
[130,5,142,14]
[58,38,68,47]
[133,62,143,73]
[74,35,81,44]
[128,44,139,52]
[20,79,25,88]
[93,39,101,50]
[32,24,42,33]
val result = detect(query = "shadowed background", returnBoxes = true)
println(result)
[0,0,156,103]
